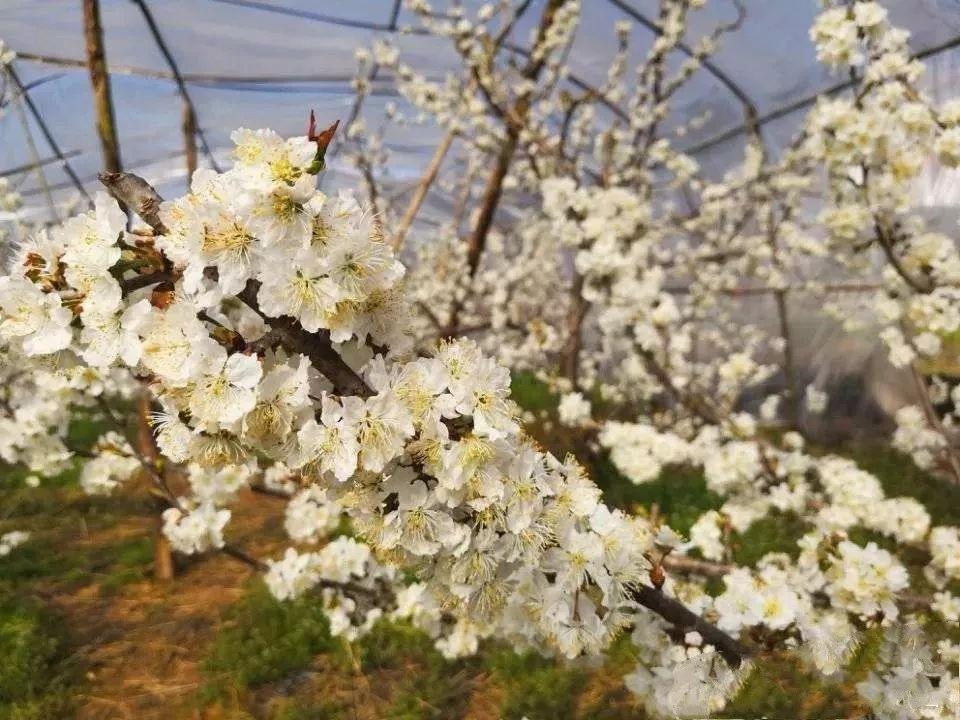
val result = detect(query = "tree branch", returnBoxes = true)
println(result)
[392,129,455,252]
[99,171,168,233]
[237,280,374,399]
[120,270,175,294]
[560,271,589,383]
[663,555,733,578]
[629,584,750,668]
[221,543,267,571]
[875,221,933,294]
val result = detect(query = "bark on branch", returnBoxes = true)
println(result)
[629,584,750,668]
[99,171,168,234]
[120,270,176,294]
[237,279,374,399]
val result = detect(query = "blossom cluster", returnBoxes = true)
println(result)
[0,127,667,669]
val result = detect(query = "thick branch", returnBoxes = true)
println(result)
[249,483,292,500]
[466,130,517,280]
[120,270,175,294]
[629,584,749,668]
[774,289,799,428]
[442,130,518,337]
[560,271,589,383]
[237,280,374,399]
[181,102,197,179]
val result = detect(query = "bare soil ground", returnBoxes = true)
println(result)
[10,483,545,720]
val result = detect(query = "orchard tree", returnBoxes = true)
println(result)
[1,1,960,718]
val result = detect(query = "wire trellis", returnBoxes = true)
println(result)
[4,0,960,216]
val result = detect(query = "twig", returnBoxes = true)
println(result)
[221,543,267,571]
[392,129,455,251]
[248,483,292,500]
[663,555,733,578]
[875,221,933,294]
[909,363,960,486]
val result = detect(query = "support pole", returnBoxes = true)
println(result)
[82,0,122,173]
[82,11,176,576]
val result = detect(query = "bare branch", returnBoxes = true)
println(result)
[392,130,455,252]
[120,271,175,294]
[663,555,733,578]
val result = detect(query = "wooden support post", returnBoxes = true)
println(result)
[83,0,122,173]
[84,0,175,577]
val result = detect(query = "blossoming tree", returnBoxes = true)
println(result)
[2,1,960,718]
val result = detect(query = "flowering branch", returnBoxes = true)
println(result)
[629,584,750,669]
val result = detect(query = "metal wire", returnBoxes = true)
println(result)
[5,66,92,205]
[6,1,960,190]
[685,31,960,156]
[129,0,222,171]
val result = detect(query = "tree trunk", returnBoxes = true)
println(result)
[134,392,175,581]
[560,271,589,383]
